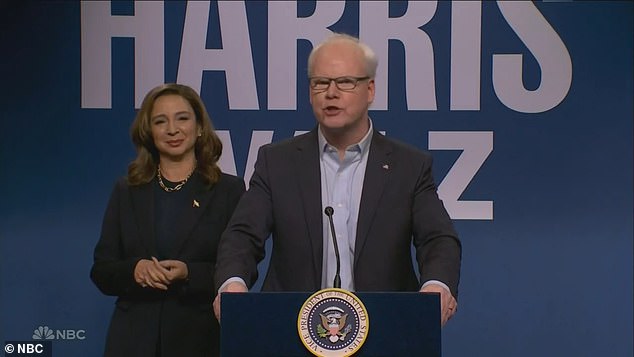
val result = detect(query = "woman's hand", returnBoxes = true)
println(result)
[134,258,169,290]
[156,258,189,282]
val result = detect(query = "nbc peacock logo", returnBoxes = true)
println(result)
[32,326,55,340]
[31,325,86,340]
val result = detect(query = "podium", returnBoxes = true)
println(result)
[220,292,441,356]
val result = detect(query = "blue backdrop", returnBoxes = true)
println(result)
[1,1,632,356]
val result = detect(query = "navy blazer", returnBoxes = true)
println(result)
[91,173,245,357]
[215,129,461,297]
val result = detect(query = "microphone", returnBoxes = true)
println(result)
[324,206,341,289]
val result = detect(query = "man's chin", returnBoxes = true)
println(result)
[320,124,349,135]
[319,117,349,130]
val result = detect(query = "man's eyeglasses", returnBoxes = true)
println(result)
[309,76,370,92]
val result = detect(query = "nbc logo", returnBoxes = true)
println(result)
[32,325,86,340]
[32,326,54,340]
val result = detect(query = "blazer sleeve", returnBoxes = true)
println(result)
[411,153,462,298]
[214,146,275,291]
[90,180,146,297]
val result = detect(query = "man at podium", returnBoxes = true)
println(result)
[214,33,461,327]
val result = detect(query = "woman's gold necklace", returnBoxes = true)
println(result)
[157,164,196,192]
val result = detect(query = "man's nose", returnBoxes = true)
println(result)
[325,79,340,98]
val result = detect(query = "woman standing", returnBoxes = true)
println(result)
[91,83,245,356]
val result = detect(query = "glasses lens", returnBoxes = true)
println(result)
[335,77,356,90]
[311,78,330,90]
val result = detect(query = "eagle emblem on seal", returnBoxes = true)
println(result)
[317,306,352,343]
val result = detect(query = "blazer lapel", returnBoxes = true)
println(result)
[355,131,392,265]
[295,129,324,286]
[172,175,217,257]
[130,182,157,257]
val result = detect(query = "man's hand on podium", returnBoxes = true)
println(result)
[420,284,458,327]
[213,281,248,322]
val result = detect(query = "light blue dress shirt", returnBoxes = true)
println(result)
[318,122,373,291]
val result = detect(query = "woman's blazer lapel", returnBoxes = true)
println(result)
[170,182,218,257]
[129,183,157,257]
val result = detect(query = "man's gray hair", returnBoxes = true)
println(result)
[307,33,378,78]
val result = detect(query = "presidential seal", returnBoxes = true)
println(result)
[297,288,369,357]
